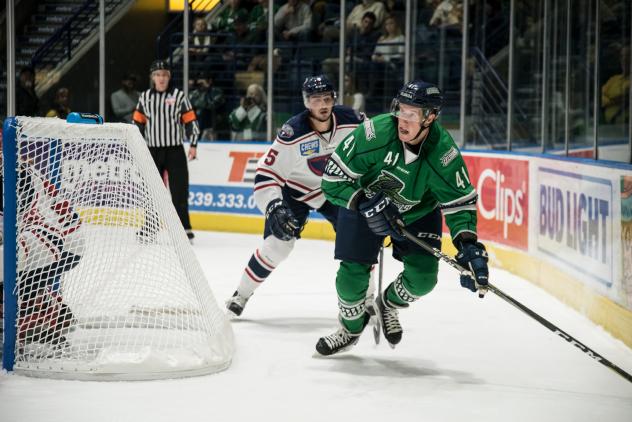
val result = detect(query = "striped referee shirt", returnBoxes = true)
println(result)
[132,87,200,147]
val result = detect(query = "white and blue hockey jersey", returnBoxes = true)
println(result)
[254,106,365,212]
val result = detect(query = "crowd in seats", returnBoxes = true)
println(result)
[16,67,73,120]
[171,0,468,140]
[13,1,463,143]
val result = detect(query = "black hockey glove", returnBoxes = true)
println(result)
[358,193,404,241]
[266,199,300,241]
[455,241,489,297]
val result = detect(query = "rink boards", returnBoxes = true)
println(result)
[187,141,632,348]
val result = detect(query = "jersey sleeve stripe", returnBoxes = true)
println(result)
[451,229,478,241]
[254,173,280,185]
[441,204,477,215]
[256,168,286,183]
[286,179,314,193]
[254,182,281,192]
[441,190,477,206]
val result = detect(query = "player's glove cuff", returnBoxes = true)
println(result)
[358,193,404,241]
[266,199,300,241]
[456,241,489,293]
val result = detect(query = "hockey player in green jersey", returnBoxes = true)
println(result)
[315,80,489,356]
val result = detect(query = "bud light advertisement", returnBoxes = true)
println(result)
[536,167,614,287]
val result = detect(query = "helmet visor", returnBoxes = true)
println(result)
[303,91,337,108]
[390,99,425,123]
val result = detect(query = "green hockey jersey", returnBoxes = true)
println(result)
[322,113,478,242]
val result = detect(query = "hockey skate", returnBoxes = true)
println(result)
[315,313,370,357]
[225,291,251,317]
[376,294,406,348]
[364,294,380,345]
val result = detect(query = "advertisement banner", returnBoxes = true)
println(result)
[535,166,614,287]
[188,142,267,215]
[462,154,529,251]
[621,175,632,307]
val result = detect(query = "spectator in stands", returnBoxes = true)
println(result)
[369,15,405,98]
[248,47,283,74]
[602,45,630,125]
[342,74,366,113]
[384,0,405,14]
[212,0,248,33]
[45,87,71,119]
[274,0,312,42]
[429,0,462,29]
[229,83,267,141]
[249,0,279,41]
[222,14,264,70]
[110,73,140,123]
[346,0,386,34]
[16,67,39,117]
[313,0,340,42]
[322,12,380,89]
[189,73,228,140]
[190,17,212,55]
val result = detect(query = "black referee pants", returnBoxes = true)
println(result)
[149,145,192,231]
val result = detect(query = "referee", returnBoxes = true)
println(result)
[133,59,199,241]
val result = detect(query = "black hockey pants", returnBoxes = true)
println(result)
[149,145,192,230]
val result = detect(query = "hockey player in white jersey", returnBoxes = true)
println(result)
[226,75,365,316]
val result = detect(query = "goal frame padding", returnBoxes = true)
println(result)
[3,117,19,372]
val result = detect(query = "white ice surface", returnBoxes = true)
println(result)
[1,231,632,422]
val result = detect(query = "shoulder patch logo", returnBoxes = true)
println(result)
[440,146,459,167]
[279,123,294,139]
[364,119,376,141]
[300,139,320,156]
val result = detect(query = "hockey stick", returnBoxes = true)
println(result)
[373,246,384,344]
[398,225,632,384]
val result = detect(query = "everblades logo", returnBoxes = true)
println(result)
[364,120,376,141]
[440,147,458,167]
[300,139,320,156]
[324,159,355,183]
[367,171,418,212]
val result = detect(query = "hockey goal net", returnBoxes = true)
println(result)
[1,116,233,380]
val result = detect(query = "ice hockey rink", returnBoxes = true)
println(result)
[1,230,632,422]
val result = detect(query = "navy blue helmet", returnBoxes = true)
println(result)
[391,80,443,120]
[302,75,337,106]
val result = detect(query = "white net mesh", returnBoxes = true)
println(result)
[8,117,233,380]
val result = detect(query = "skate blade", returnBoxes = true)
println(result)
[387,342,397,349]
[225,309,240,320]
[313,344,356,358]
[371,317,381,345]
